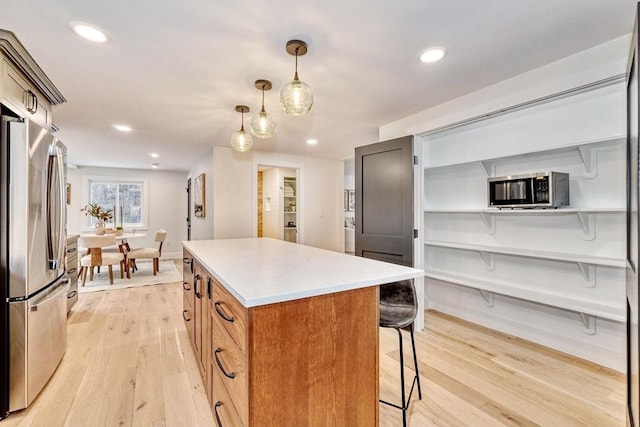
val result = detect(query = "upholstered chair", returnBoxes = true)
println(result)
[127,230,167,275]
[379,279,422,427]
[78,235,129,285]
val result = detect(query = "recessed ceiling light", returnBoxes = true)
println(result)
[150,153,159,158]
[113,124,132,132]
[306,139,318,145]
[151,163,159,169]
[69,22,108,43]
[419,47,446,63]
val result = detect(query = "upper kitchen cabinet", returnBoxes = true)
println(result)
[0,29,65,130]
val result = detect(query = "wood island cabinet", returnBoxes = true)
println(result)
[181,239,423,427]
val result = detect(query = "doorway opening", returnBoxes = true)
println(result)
[256,165,300,243]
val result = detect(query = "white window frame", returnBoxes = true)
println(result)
[81,175,149,232]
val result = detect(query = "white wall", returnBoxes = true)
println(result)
[189,151,214,241]
[212,147,344,252]
[67,166,188,259]
[262,167,280,239]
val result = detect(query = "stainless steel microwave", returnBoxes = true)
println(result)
[488,171,570,208]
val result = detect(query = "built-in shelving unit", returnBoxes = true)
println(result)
[283,176,297,243]
[419,78,627,369]
[424,208,624,240]
[424,136,625,179]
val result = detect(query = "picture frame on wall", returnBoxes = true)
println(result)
[194,173,205,217]
[347,190,355,212]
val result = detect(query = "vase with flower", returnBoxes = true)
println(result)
[81,203,113,235]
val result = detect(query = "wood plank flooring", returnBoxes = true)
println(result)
[0,274,625,426]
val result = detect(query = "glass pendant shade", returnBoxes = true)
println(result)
[230,128,253,152]
[280,76,313,115]
[230,105,253,152]
[250,80,276,138]
[250,110,276,138]
[280,40,313,116]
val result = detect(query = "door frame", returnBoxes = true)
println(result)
[251,159,304,243]
[186,177,191,241]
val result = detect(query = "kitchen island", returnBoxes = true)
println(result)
[182,238,423,426]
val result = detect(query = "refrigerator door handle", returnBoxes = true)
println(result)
[46,145,65,271]
[55,145,65,269]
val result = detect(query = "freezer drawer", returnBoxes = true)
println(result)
[9,279,69,411]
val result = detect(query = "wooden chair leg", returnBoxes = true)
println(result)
[108,265,114,284]
[153,258,157,275]
[155,258,160,273]
[120,262,124,279]
[90,266,94,281]
[81,267,87,287]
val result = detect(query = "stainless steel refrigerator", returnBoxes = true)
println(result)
[0,114,68,418]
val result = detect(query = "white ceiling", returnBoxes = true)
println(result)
[0,0,636,171]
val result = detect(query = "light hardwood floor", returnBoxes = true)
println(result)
[1,277,625,426]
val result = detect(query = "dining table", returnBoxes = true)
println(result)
[78,231,148,272]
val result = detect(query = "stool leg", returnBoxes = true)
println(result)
[410,324,422,400]
[397,328,407,427]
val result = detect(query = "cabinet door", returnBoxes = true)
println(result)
[1,59,52,129]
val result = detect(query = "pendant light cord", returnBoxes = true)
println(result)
[294,47,300,81]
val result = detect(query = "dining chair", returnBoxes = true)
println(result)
[127,230,167,275]
[379,279,422,427]
[78,235,129,286]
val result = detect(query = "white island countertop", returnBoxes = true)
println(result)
[183,238,423,308]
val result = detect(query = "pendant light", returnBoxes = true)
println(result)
[230,105,253,152]
[250,79,276,138]
[280,40,313,115]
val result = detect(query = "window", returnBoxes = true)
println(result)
[83,176,148,230]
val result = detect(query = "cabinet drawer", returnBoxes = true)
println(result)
[211,358,246,427]
[182,272,195,305]
[66,239,78,254]
[211,277,247,353]
[211,318,247,424]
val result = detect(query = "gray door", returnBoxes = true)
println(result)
[355,136,414,267]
